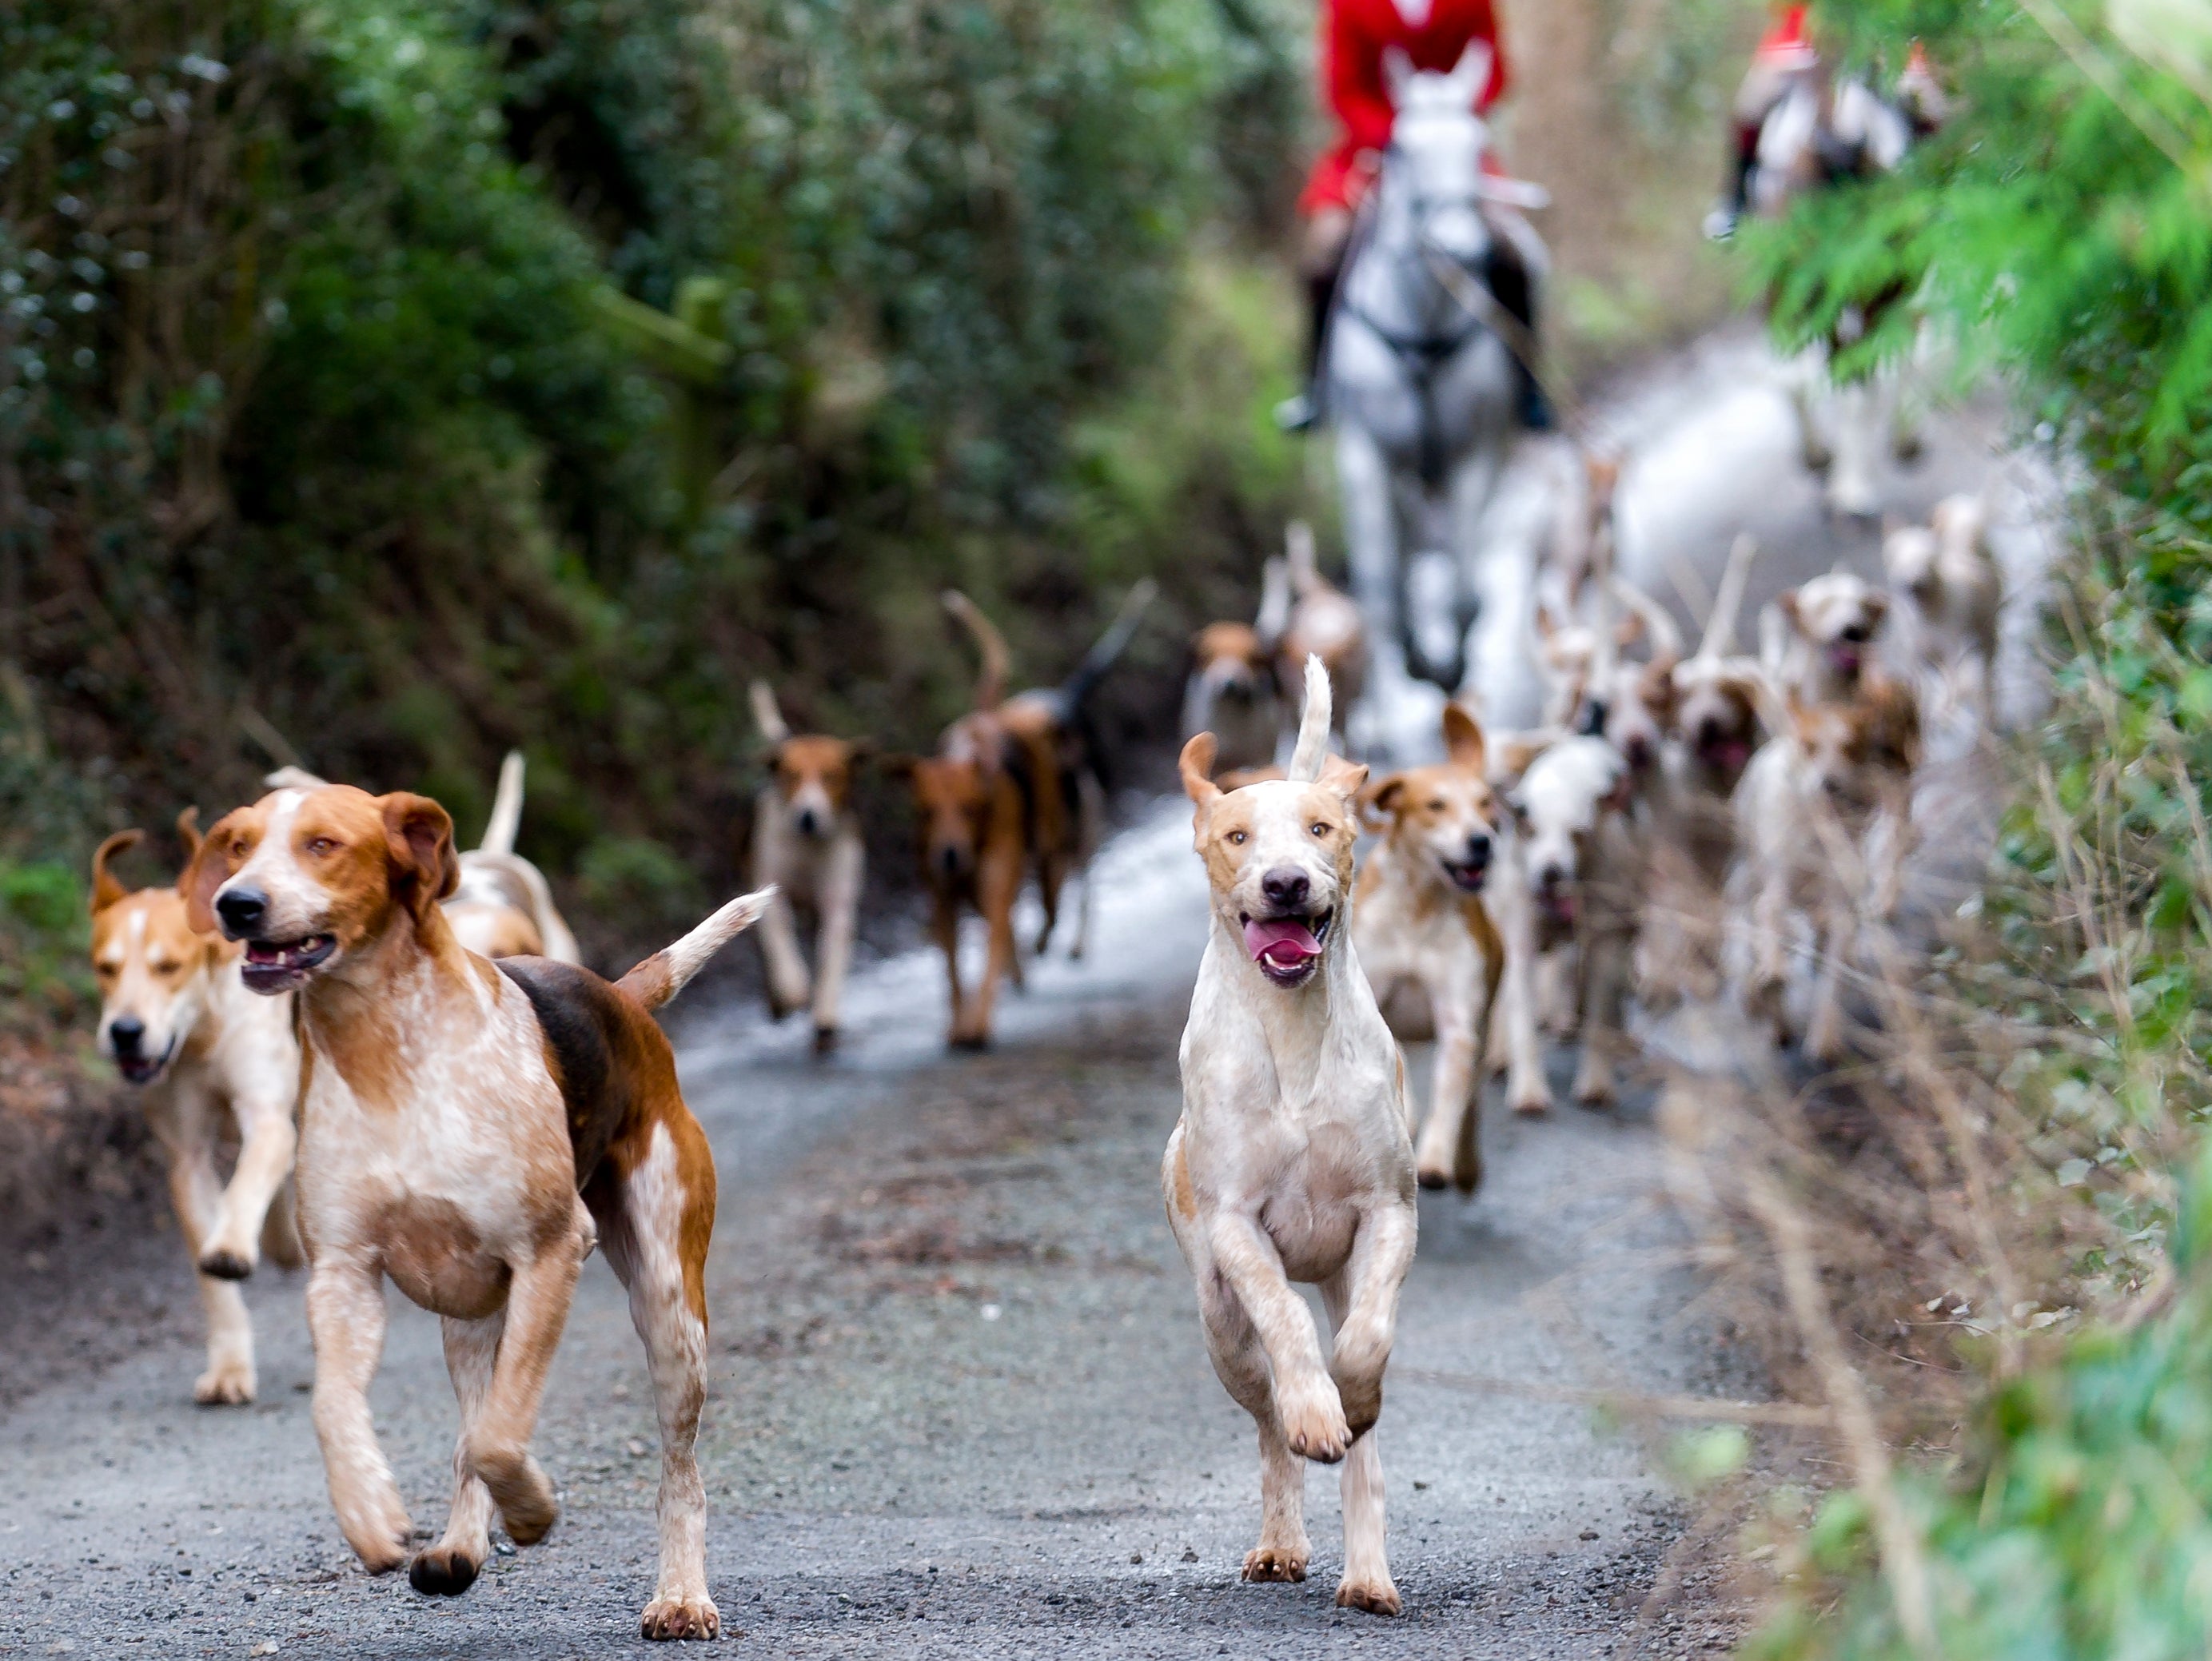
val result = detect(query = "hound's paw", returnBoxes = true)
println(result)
[1414,1165,1452,1191]
[1336,1575,1402,1616]
[1509,1087,1552,1117]
[1242,1547,1309,1583]
[476,1448,559,1545]
[197,1242,257,1281]
[640,1595,721,1640]
[1571,1074,1616,1110]
[337,1496,413,1575]
[948,1030,990,1053]
[408,1545,482,1597]
[193,1359,256,1406]
[1277,1381,1351,1464]
[811,1024,839,1056]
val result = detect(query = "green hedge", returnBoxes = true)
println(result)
[1736,2,2212,1655]
[0,0,1309,947]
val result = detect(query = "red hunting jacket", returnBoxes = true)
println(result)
[1298,0,1511,217]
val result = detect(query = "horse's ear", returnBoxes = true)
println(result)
[1447,41,1493,106]
[1382,46,1415,105]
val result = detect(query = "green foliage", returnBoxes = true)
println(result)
[1740,5,2212,1655]
[0,0,1308,950]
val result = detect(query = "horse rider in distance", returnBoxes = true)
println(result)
[1275,0,1551,437]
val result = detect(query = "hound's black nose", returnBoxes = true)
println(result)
[1465,832,1493,866]
[109,1016,145,1056]
[1577,699,1609,738]
[1260,869,1310,911]
[1839,622,1871,643]
[215,887,268,938]
[796,808,823,838]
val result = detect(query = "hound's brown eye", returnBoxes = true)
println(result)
[1429,800,1446,812]
[1310,822,1329,837]
[306,837,337,856]
[1228,830,1247,846]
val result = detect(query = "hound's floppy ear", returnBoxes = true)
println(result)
[1359,774,1406,831]
[1442,702,1487,773]
[1382,46,1416,104]
[380,792,460,921]
[844,737,879,765]
[90,830,145,915]
[878,752,922,780]
[1179,733,1222,815]
[181,811,247,936]
[173,807,202,870]
[1317,751,1369,802]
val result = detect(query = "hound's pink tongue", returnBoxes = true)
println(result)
[1244,918,1321,970]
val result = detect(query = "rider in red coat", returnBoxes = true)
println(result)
[1704,3,1821,240]
[1281,0,1544,432]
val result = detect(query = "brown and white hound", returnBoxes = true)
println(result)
[184,783,768,1640]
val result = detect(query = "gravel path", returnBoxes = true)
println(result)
[0,328,2038,1659]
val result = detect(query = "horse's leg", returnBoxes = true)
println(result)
[1337,418,1407,735]
[1826,375,1880,519]
[1444,410,1507,697]
[1788,349,1833,473]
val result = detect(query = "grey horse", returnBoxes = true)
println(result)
[1325,45,1544,747]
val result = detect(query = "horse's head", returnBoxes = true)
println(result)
[1381,44,1495,267]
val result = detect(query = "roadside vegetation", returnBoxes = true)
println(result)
[0,0,1734,1231]
[1694,2,2212,1653]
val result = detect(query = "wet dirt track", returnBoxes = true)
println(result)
[0,328,2043,1658]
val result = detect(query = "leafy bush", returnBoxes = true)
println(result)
[1730,3,2212,1655]
[0,0,1309,952]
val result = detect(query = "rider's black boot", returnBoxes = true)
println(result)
[1707,128,1759,241]
[1274,265,1341,434]
[1485,243,1552,433]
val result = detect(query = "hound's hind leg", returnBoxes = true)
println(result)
[596,1117,721,1642]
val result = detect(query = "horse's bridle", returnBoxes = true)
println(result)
[1337,143,1497,488]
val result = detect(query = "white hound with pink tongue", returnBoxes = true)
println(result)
[1163,657,1418,1617]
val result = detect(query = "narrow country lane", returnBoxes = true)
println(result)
[0,329,2043,1659]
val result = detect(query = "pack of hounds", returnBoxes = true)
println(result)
[83,484,1999,1635]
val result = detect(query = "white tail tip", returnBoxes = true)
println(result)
[1288,655,1332,782]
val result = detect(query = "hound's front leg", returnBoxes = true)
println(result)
[1571,925,1632,1108]
[1744,861,1795,1046]
[152,1088,257,1404]
[959,842,1022,1048]
[932,890,969,1049]
[307,1257,411,1571]
[411,1311,504,1596]
[755,888,813,1022]
[197,1089,297,1281]
[465,1233,588,1547]
[809,834,863,1051]
[1191,1268,1312,1583]
[1411,986,1483,1193]
[1206,1212,1346,1462]
[1498,909,1552,1116]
